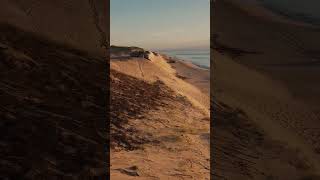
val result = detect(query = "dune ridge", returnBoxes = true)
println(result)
[110,47,210,179]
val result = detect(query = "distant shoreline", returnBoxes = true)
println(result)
[159,52,210,70]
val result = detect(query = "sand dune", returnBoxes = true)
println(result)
[212,0,320,179]
[0,24,107,178]
[0,0,108,56]
[110,48,210,179]
[111,52,210,116]
[0,1,108,178]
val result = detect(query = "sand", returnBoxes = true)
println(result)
[168,58,210,95]
[110,50,210,179]
[0,24,107,178]
[212,0,320,179]
[0,1,109,178]
[0,0,108,56]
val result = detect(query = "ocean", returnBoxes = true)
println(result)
[160,49,210,69]
[258,0,320,25]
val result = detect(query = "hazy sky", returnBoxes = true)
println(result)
[111,0,210,50]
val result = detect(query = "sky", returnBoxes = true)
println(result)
[111,0,210,50]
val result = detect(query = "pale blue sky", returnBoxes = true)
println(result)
[111,0,210,50]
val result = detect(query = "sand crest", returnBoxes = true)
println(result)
[110,48,210,179]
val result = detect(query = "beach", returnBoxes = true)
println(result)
[160,49,210,69]
[110,47,210,179]
[212,0,320,179]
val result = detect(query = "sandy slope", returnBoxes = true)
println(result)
[0,24,107,179]
[212,0,320,179]
[0,0,108,56]
[110,52,210,179]
[111,55,210,116]
[168,59,210,95]
[0,1,108,178]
